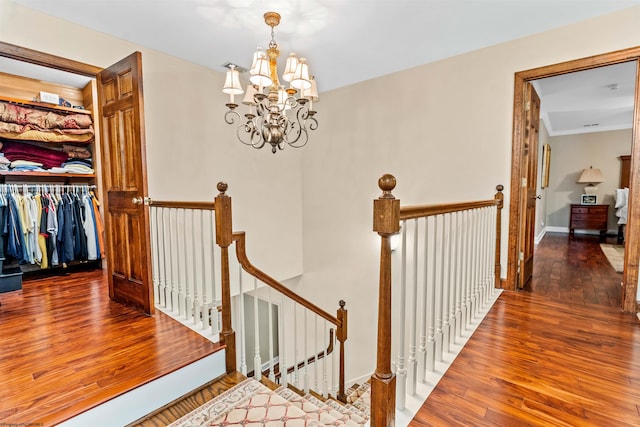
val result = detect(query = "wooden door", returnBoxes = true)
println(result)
[97,52,153,314]
[518,83,541,289]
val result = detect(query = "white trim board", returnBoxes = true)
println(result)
[57,351,226,427]
[544,226,618,235]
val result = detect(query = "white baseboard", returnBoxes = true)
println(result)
[534,228,546,244]
[545,226,569,233]
[543,226,618,236]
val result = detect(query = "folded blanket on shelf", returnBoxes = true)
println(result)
[0,101,93,130]
[1,140,69,169]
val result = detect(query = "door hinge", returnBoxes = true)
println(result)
[521,177,527,187]
[519,251,524,262]
[525,100,530,111]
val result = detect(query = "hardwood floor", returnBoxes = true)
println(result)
[524,232,623,307]
[0,268,222,426]
[411,233,640,426]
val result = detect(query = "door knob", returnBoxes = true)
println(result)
[132,196,151,205]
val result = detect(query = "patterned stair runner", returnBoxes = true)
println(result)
[168,378,370,427]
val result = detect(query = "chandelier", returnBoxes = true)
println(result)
[222,11,319,154]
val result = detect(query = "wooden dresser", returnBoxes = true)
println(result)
[569,204,609,237]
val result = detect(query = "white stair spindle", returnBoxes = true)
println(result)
[303,310,309,393]
[279,297,287,387]
[448,212,457,347]
[191,209,199,325]
[322,322,328,397]
[175,209,184,317]
[435,215,445,363]
[200,211,208,329]
[160,208,169,308]
[490,206,498,295]
[169,209,177,312]
[407,219,419,396]
[475,209,482,317]
[268,287,275,382]
[473,209,478,314]
[482,208,490,309]
[454,211,463,339]
[332,326,338,397]
[442,214,451,354]
[183,209,191,321]
[426,216,436,372]
[253,278,262,381]
[238,267,247,375]
[314,316,319,392]
[396,222,407,410]
[150,206,160,305]
[209,210,219,336]
[417,217,428,381]
[293,302,299,386]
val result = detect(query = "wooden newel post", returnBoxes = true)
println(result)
[494,185,504,289]
[371,174,400,427]
[336,299,348,403]
[214,182,236,374]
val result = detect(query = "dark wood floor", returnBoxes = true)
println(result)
[0,268,221,426]
[411,232,640,426]
[524,232,623,307]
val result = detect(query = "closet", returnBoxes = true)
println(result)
[0,68,103,292]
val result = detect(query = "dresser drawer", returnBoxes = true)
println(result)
[571,220,605,229]
[573,213,607,221]
[571,207,589,214]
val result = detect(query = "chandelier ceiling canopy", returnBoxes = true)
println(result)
[222,11,319,154]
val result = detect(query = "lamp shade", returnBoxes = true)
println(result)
[242,84,258,105]
[249,57,272,87]
[577,167,604,184]
[302,77,319,102]
[222,66,243,95]
[282,53,299,83]
[290,58,311,90]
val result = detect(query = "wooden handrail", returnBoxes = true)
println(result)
[248,329,335,380]
[215,181,347,402]
[400,199,500,220]
[233,231,340,327]
[148,200,215,210]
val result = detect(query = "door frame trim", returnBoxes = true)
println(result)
[0,41,102,76]
[507,46,640,312]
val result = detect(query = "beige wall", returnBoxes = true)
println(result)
[0,0,304,281]
[293,6,640,381]
[546,129,632,231]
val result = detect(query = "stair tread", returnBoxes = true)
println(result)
[131,373,370,427]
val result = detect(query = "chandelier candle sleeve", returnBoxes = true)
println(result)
[222,11,319,153]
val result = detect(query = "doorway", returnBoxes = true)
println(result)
[0,42,154,315]
[507,47,640,313]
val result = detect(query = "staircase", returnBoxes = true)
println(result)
[129,372,370,427]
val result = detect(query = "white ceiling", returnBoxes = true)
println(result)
[6,0,640,135]
[533,61,637,136]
